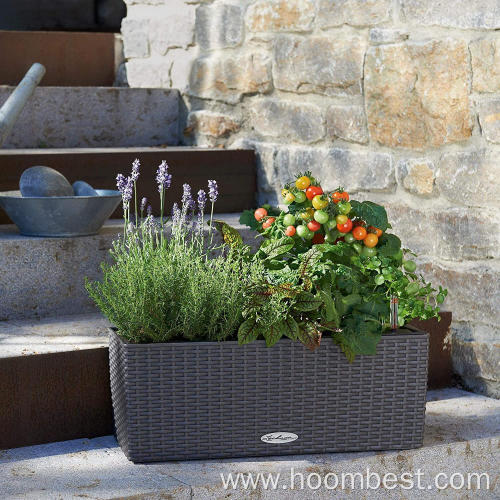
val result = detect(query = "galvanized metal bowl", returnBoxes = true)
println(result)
[0,190,122,237]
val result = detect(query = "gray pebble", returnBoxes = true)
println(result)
[20,166,73,197]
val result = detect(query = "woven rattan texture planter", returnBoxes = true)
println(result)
[109,329,428,463]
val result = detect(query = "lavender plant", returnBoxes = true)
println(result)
[87,162,261,344]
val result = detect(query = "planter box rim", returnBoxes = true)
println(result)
[109,325,427,347]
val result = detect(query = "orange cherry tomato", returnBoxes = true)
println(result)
[364,233,379,248]
[254,208,268,221]
[262,217,275,229]
[368,226,383,237]
[307,220,321,232]
[352,226,367,240]
[306,185,323,200]
[312,233,325,245]
[337,219,353,233]
[285,225,296,236]
[332,191,349,204]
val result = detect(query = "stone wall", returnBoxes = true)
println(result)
[121,0,500,397]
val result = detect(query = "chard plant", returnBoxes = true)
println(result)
[86,159,262,344]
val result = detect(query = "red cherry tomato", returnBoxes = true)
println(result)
[285,225,296,236]
[306,185,323,200]
[352,226,367,240]
[337,219,353,233]
[262,217,275,229]
[368,226,383,237]
[312,233,325,245]
[254,207,268,221]
[307,220,321,232]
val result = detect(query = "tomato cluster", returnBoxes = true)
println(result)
[254,174,384,256]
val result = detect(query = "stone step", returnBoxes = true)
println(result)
[0,87,179,148]
[1,388,498,499]
[0,214,256,321]
[0,31,123,87]
[0,147,256,224]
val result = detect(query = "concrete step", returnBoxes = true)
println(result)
[0,388,498,499]
[0,214,256,321]
[0,147,256,224]
[0,31,123,87]
[0,87,179,148]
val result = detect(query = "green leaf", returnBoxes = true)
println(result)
[355,299,389,318]
[377,233,402,257]
[297,322,322,350]
[319,290,339,327]
[239,210,259,230]
[264,322,283,347]
[298,247,322,280]
[262,237,294,259]
[238,316,261,344]
[334,317,382,362]
[294,291,324,311]
[280,316,300,340]
[350,201,390,231]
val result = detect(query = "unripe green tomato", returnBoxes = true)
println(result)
[296,225,310,238]
[327,219,337,230]
[294,191,306,203]
[374,274,385,285]
[353,243,363,255]
[338,201,352,215]
[403,260,417,272]
[344,232,355,244]
[262,203,271,211]
[314,210,329,224]
[324,231,335,242]
[362,246,377,257]
[394,249,403,262]
[406,282,419,295]
[336,214,348,225]
[304,229,315,240]
[283,214,296,226]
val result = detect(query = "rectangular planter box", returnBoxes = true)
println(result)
[109,328,428,463]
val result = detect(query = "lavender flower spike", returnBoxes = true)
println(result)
[116,173,127,193]
[147,204,153,216]
[208,180,218,203]
[140,197,148,212]
[131,158,140,182]
[121,176,133,208]
[156,160,172,192]
[182,183,194,208]
[197,189,207,211]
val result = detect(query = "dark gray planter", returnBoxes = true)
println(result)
[109,328,428,463]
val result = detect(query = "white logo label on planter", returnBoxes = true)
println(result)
[261,432,298,444]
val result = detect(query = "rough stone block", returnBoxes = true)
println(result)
[451,322,500,398]
[397,158,437,196]
[0,87,180,148]
[186,110,240,138]
[470,38,500,93]
[125,57,172,88]
[436,149,499,207]
[385,204,500,261]
[273,35,366,96]
[121,18,149,58]
[188,52,273,103]
[477,99,500,143]
[251,100,325,143]
[365,39,472,150]
[318,0,392,28]
[419,260,500,326]
[400,0,500,29]
[196,3,243,50]
[246,0,316,32]
[369,28,409,45]
[325,104,368,144]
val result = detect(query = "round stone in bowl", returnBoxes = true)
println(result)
[20,166,73,197]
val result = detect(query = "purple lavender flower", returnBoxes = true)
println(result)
[208,180,218,203]
[140,197,147,212]
[131,158,140,182]
[121,176,133,208]
[127,222,135,233]
[116,173,127,193]
[147,204,153,216]
[156,160,172,192]
[144,214,156,232]
[182,184,195,210]
[197,189,207,211]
